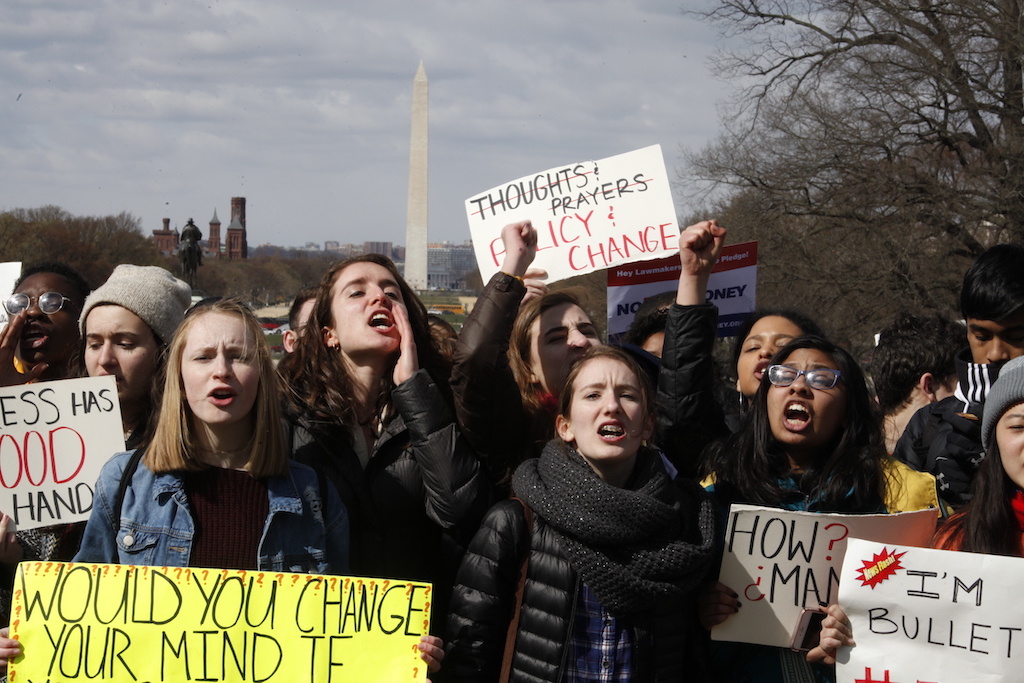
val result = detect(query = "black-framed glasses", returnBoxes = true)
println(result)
[767,364,843,391]
[3,292,73,316]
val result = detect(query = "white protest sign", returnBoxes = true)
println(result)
[465,145,679,284]
[605,241,758,342]
[838,538,1024,683]
[713,504,937,648]
[0,262,22,330]
[0,375,124,531]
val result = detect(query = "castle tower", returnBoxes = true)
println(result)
[403,62,429,290]
[208,209,221,258]
[226,197,248,260]
[152,217,179,255]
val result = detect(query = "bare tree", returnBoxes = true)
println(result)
[685,0,1024,351]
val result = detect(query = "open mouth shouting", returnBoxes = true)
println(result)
[208,387,238,408]
[598,421,626,441]
[753,358,771,383]
[782,402,810,432]
[20,325,49,351]
[369,310,395,331]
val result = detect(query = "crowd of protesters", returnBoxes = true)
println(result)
[0,220,1018,682]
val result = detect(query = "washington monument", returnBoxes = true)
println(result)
[404,62,428,290]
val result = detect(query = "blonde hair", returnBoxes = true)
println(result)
[145,298,288,479]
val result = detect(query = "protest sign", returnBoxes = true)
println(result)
[10,562,431,683]
[605,241,758,342]
[712,504,937,648]
[465,145,679,284]
[838,538,1023,683]
[0,261,22,329]
[0,375,124,531]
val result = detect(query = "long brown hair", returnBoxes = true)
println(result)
[278,253,452,431]
[145,298,288,479]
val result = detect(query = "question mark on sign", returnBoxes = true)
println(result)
[744,566,765,602]
[174,568,182,580]
[292,575,300,586]
[202,570,209,581]
[115,566,121,577]
[383,579,390,591]
[329,577,337,590]
[823,523,850,561]
[275,573,284,586]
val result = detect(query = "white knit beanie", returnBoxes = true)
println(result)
[79,265,192,344]
[981,355,1024,451]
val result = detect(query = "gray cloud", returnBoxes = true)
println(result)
[0,0,730,248]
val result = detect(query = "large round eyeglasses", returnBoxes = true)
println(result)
[3,292,73,316]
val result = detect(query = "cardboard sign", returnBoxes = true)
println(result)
[838,539,1023,683]
[0,261,22,329]
[0,375,124,531]
[466,145,679,284]
[10,562,431,683]
[713,504,937,648]
[605,241,758,342]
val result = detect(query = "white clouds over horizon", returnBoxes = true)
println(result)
[0,0,732,248]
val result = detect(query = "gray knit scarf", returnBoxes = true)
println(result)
[513,439,716,615]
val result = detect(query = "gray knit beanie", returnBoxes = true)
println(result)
[981,355,1024,451]
[79,265,192,345]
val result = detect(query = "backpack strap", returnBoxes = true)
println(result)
[113,449,146,531]
[499,497,533,683]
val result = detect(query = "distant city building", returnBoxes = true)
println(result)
[364,241,394,259]
[427,241,476,290]
[207,209,222,258]
[152,196,248,260]
[152,218,178,256]
[324,240,341,252]
[225,197,248,260]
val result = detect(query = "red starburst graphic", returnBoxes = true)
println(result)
[855,547,905,588]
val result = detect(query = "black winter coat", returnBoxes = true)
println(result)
[656,303,730,478]
[450,271,534,494]
[287,368,491,627]
[445,499,711,683]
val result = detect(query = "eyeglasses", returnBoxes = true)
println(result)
[767,364,843,391]
[3,292,73,316]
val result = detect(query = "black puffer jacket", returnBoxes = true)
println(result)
[446,498,713,683]
[892,348,999,508]
[656,302,729,478]
[450,271,532,494]
[287,368,491,627]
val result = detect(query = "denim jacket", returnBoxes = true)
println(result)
[75,451,350,574]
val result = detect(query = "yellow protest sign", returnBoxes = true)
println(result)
[9,562,431,683]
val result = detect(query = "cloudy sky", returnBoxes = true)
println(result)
[1,0,732,249]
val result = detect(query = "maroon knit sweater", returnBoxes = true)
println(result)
[183,468,269,570]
